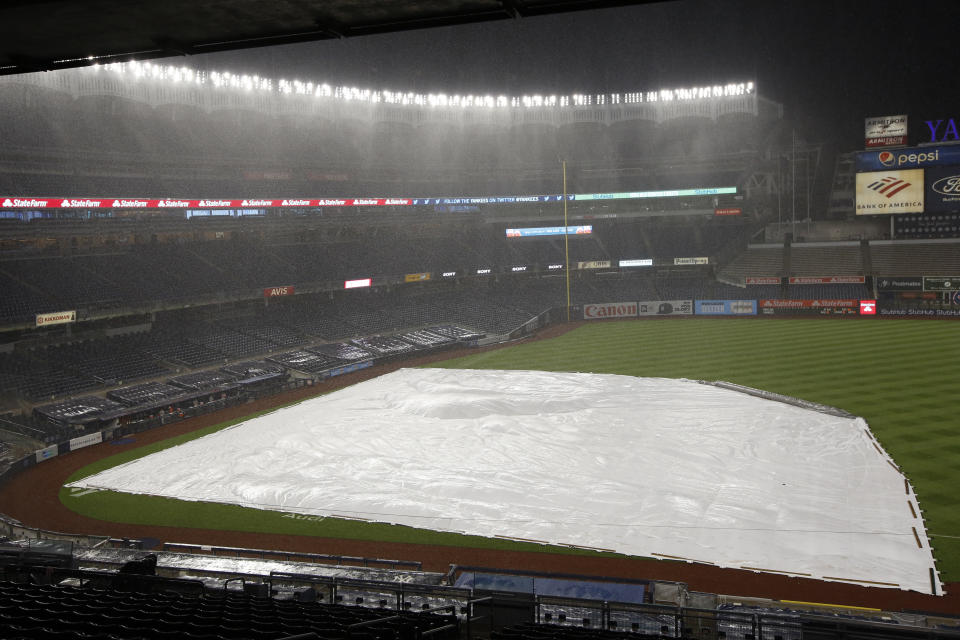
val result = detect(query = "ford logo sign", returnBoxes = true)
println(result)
[932,175,960,195]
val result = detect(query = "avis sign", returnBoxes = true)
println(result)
[263,286,294,298]
[583,302,638,320]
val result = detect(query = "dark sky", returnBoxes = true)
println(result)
[194,0,957,151]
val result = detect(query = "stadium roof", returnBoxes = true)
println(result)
[0,0,668,77]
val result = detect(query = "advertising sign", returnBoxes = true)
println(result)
[923,276,960,291]
[876,277,923,292]
[745,277,781,285]
[263,286,294,298]
[714,207,742,216]
[674,257,710,265]
[344,278,372,289]
[36,310,76,327]
[583,302,638,320]
[404,273,431,282]
[758,300,860,316]
[695,300,757,315]
[855,169,924,214]
[637,300,693,316]
[577,260,612,270]
[506,225,592,238]
[325,360,374,379]
[880,308,960,317]
[788,276,865,285]
[35,444,58,464]
[865,115,908,148]
[924,166,960,213]
[759,299,859,309]
[923,117,960,144]
[859,300,877,315]
[574,186,737,201]
[855,145,960,172]
[69,432,103,451]
[619,259,653,267]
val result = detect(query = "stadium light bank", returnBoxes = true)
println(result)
[90,60,753,109]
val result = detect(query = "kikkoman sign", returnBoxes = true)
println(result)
[36,310,76,327]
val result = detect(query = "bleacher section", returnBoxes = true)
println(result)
[871,240,960,275]
[717,246,784,279]
[789,243,862,277]
[0,217,745,327]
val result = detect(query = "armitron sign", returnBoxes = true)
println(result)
[263,286,295,298]
[36,310,76,327]
[865,115,907,148]
[583,302,638,320]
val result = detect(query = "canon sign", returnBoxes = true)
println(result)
[583,302,638,320]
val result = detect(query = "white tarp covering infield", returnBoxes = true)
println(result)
[68,368,939,592]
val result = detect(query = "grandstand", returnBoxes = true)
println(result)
[1,44,960,640]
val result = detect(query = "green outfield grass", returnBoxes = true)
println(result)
[62,317,960,580]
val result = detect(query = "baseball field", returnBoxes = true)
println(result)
[60,317,960,583]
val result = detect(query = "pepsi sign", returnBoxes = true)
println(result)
[857,145,960,172]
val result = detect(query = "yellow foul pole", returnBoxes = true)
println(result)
[563,160,571,322]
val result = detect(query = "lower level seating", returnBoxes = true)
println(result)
[0,578,458,640]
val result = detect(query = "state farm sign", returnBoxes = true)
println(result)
[583,302,638,320]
